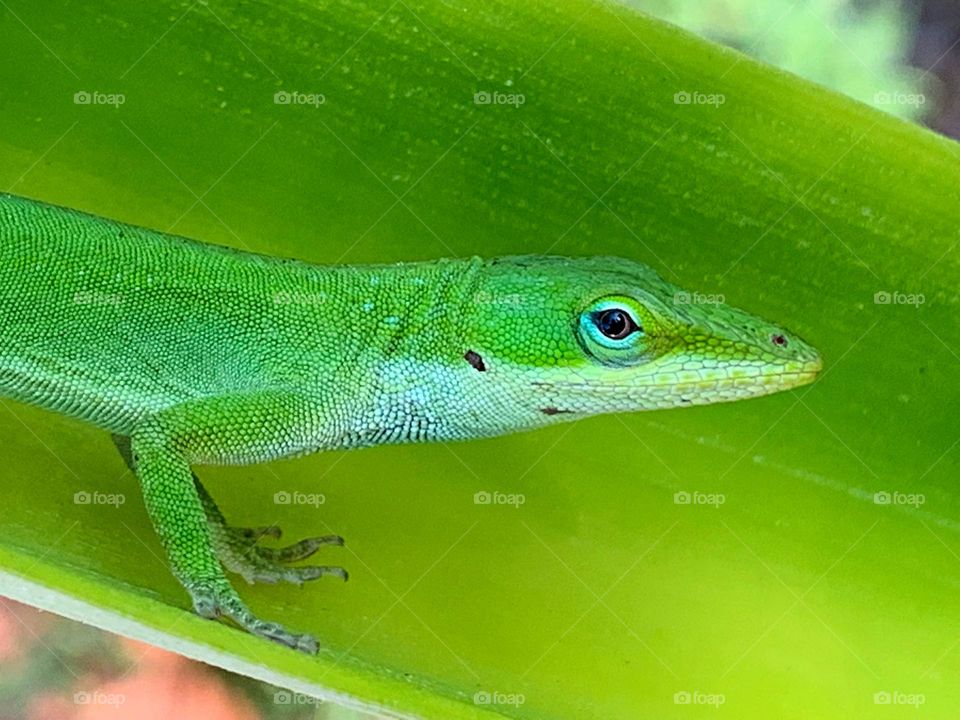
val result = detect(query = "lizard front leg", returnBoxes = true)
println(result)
[194,475,347,586]
[122,392,343,653]
[114,433,347,587]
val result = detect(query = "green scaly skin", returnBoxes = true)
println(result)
[0,193,821,653]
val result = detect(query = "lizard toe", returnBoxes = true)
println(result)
[186,578,320,654]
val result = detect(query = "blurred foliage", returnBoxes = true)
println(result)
[0,602,375,720]
[630,0,934,119]
[0,607,126,720]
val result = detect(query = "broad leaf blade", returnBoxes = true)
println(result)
[0,1,957,718]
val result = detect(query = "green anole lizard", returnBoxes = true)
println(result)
[0,192,821,653]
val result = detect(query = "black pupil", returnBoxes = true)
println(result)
[597,309,635,339]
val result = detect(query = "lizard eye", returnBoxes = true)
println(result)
[577,295,653,366]
[595,308,640,340]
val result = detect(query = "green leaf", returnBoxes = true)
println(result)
[0,1,957,718]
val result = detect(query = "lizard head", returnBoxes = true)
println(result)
[462,256,822,419]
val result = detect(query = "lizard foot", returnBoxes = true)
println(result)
[188,578,321,654]
[213,525,349,586]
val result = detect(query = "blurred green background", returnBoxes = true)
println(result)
[0,0,958,718]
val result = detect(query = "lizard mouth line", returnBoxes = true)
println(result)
[533,368,822,392]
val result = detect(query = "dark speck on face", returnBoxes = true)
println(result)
[464,349,486,372]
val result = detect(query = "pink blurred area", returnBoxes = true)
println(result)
[0,601,262,720]
[0,598,52,663]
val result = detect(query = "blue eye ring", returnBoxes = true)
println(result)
[576,296,651,366]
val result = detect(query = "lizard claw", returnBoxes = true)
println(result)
[211,524,348,587]
[188,579,320,654]
[239,563,349,586]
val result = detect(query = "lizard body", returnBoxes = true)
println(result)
[0,192,821,651]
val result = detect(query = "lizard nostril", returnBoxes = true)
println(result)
[771,334,788,348]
